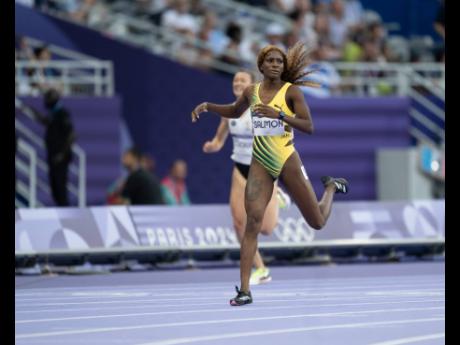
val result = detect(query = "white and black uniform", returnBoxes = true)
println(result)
[228,108,253,179]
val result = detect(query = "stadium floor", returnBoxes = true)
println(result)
[16,261,445,345]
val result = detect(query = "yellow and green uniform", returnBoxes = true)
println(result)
[250,82,295,179]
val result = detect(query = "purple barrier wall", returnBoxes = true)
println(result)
[299,97,411,201]
[15,200,445,254]
[17,96,122,206]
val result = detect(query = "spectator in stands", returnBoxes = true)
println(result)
[15,36,39,95]
[40,0,80,18]
[312,13,342,60]
[288,0,317,50]
[260,23,287,52]
[194,10,229,70]
[237,0,268,7]
[106,174,127,205]
[301,41,341,98]
[15,36,35,61]
[367,20,387,51]
[161,159,191,205]
[34,45,56,74]
[329,0,352,49]
[343,0,364,28]
[189,0,207,17]
[284,26,302,51]
[161,0,203,66]
[161,0,199,36]
[242,22,288,66]
[140,0,171,26]
[313,12,331,46]
[198,10,229,56]
[21,88,76,206]
[342,28,364,62]
[107,151,160,205]
[314,0,332,14]
[269,0,298,15]
[60,0,108,28]
[27,45,61,93]
[133,0,156,19]
[361,38,386,63]
[361,38,393,95]
[141,152,157,173]
[176,30,203,67]
[115,147,164,205]
[218,22,245,69]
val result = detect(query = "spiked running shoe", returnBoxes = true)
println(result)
[230,286,253,306]
[321,176,349,194]
[250,267,272,285]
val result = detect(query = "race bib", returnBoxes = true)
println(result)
[232,136,253,152]
[252,117,285,136]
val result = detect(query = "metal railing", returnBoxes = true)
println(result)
[39,4,253,75]
[201,0,293,32]
[330,62,445,97]
[21,36,99,61]
[38,2,445,100]
[15,99,87,207]
[15,60,114,96]
[15,139,38,208]
[328,62,445,147]
[408,91,444,147]
[100,12,246,75]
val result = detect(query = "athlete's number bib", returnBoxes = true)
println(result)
[232,136,253,151]
[252,116,285,136]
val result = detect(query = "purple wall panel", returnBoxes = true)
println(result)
[293,97,411,201]
[17,96,122,206]
[15,200,445,253]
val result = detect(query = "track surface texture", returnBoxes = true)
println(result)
[16,262,445,345]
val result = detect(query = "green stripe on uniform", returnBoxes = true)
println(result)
[253,137,281,171]
[253,151,278,176]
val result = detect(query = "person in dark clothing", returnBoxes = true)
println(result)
[118,147,164,205]
[22,88,76,206]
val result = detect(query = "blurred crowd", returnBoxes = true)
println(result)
[21,0,445,70]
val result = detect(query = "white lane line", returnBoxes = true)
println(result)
[15,299,445,324]
[15,275,444,293]
[368,333,445,345]
[134,318,445,345]
[15,306,444,339]
[15,283,445,299]
[15,296,445,314]
[14,283,445,302]
[14,289,444,307]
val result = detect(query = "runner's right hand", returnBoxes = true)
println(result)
[202,140,221,153]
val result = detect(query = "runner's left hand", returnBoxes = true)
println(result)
[252,104,278,119]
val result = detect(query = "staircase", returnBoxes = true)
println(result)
[16,96,122,206]
[408,73,445,146]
